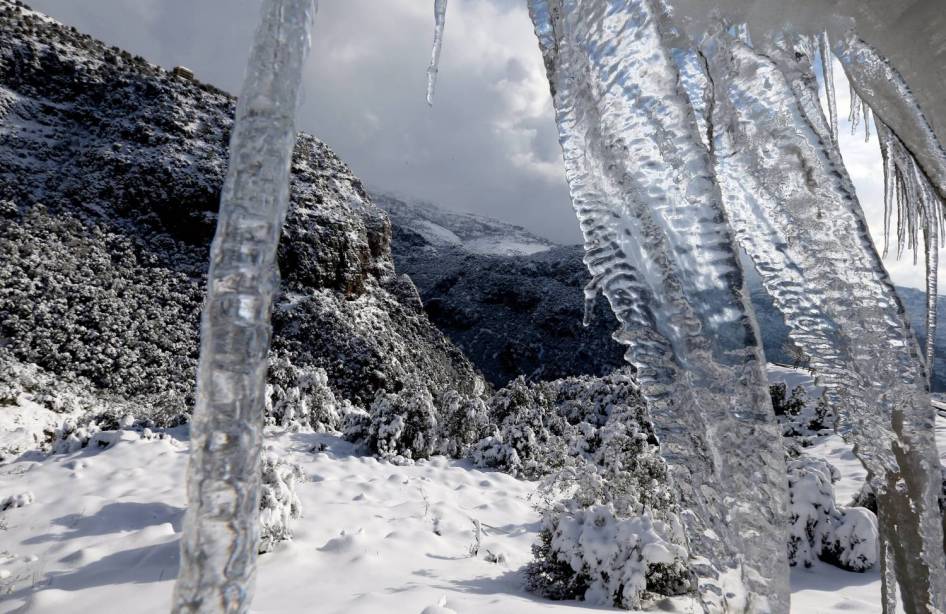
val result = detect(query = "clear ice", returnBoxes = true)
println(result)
[172,0,315,612]
[528,1,790,610]
[426,0,448,106]
[694,30,946,610]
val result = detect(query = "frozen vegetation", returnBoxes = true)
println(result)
[1,363,938,613]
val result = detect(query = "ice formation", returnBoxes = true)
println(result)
[426,0,448,106]
[528,1,790,610]
[172,0,315,612]
[525,0,946,611]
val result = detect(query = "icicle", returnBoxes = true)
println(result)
[426,0,448,106]
[875,117,944,388]
[924,223,938,388]
[848,82,862,135]
[863,98,872,141]
[528,2,789,611]
[702,32,946,611]
[818,32,838,144]
[836,32,946,205]
[172,1,315,612]
[880,120,896,258]
[879,537,899,614]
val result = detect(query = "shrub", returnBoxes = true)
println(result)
[509,370,691,608]
[437,389,492,457]
[526,505,690,609]
[258,451,305,554]
[787,456,878,571]
[266,352,340,432]
[366,382,439,460]
[770,383,807,417]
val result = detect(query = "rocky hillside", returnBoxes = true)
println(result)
[0,0,483,422]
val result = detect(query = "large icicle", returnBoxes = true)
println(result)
[697,32,946,612]
[172,1,314,612]
[426,0,448,106]
[528,2,789,611]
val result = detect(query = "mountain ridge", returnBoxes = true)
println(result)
[379,193,946,391]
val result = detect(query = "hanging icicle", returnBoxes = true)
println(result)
[876,117,944,388]
[426,0,448,106]
[172,1,315,612]
[836,32,946,205]
[698,30,946,611]
[818,32,839,144]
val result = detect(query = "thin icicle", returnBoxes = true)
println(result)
[819,31,838,143]
[848,82,862,135]
[863,98,872,141]
[879,531,899,614]
[924,223,938,388]
[876,117,944,388]
[172,1,315,612]
[426,0,448,106]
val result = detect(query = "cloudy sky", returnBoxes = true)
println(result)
[28,0,942,292]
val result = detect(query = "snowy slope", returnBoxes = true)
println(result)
[0,423,899,614]
[372,193,557,257]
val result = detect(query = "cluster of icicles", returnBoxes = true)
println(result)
[171,0,946,612]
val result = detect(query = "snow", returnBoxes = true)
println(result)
[416,220,463,246]
[372,192,557,257]
[1,402,925,612]
[0,397,61,462]
[463,238,554,257]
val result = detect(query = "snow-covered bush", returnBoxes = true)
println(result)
[437,389,492,457]
[473,371,654,480]
[512,371,690,608]
[787,456,878,571]
[808,394,834,432]
[770,383,807,417]
[821,507,878,572]
[473,376,567,476]
[365,382,440,460]
[258,451,305,554]
[526,505,690,609]
[266,352,340,432]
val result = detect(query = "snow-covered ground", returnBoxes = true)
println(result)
[2,367,941,612]
[0,427,891,614]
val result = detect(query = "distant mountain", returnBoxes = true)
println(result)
[377,194,626,388]
[382,195,946,391]
[372,192,557,257]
